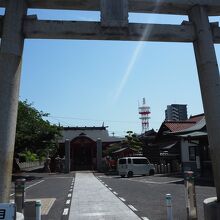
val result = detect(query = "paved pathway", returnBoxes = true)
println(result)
[69,172,141,219]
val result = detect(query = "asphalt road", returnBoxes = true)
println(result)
[96,174,216,220]
[11,172,75,220]
[10,172,216,220]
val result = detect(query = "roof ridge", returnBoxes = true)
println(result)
[165,121,195,124]
[63,126,107,130]
[189,113,205,118]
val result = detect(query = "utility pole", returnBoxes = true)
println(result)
[0,0,27,202]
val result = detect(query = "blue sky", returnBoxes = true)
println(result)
[2,9,220,136]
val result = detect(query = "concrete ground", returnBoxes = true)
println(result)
[69,172,141,219]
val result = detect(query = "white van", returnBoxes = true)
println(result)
[117,157,155,178]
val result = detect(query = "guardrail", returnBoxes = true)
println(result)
[154,163,181,174]
[19,160,44,169]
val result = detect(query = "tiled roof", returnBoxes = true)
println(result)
[164,122,195,132]
[164,114,205,133]
[187,114,205,122]
[177,131,207,138]
[112,147,138,154]
[161,142,178,150]
[59,127,124,143]
[178,117,206,133]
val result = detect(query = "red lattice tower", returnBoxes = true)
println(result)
[138,98,151,133]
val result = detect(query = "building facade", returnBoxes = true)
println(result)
[165,104,188,121]
[156,113,212,178]
[58,126,123,171]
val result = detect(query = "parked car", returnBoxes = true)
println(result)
[117,157,155,178]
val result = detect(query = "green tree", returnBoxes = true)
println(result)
[123,131,143,152]
[15,100,61,160]
[104,131,143,156]
[18,150,38,162]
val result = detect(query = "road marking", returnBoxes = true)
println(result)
[119,197,126,202]
[97,175,110,178]
[162,179,184,184]
[127,178,183,185]
[98,175,183,184]
[144,179,183,184]
[67,193,72,197]
[81,212,112,216]
[128,205,138,211]
[10,180,45,197]
[142,217,150,220]
[18,198,56,215]
[63,208,69,215]
[26,180,45,190]
[113,191,118,195]
[46,177,73,179]
[108,187,112,190]
[66,199,71,205]
[40,198,56,215]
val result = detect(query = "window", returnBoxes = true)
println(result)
[128,158,131,164]
[133,159,148,164]
[0,209,6,219]
[189,146,196,161]
[119,159,126,164]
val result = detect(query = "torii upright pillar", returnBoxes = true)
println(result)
[189,5,220,199]
[189,5,220,218]
[0,0,27,202]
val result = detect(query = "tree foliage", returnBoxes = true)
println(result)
[104,131,143,156]
[15,100,61,160]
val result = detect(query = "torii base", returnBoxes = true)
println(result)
[204,197,220,220]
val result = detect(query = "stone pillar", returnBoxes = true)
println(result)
[204,197,220,220]
[96,138,102,171]
[65,139,70,173]
[189,5,220,201]
[0,0,27,203]
[101,0,128,27]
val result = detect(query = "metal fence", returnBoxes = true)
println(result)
[154,163,181,174]
[19,160,44,169]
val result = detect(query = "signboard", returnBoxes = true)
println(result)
[196,156,201,169]
[0,204,16,220]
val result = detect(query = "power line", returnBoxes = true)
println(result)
[45,115,139,124]
[46,116,141,136]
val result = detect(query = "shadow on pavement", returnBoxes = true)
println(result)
[12,173,43,182]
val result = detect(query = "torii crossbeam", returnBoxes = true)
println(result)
[0,0,220,15]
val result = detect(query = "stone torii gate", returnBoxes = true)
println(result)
[1,0,220,216]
